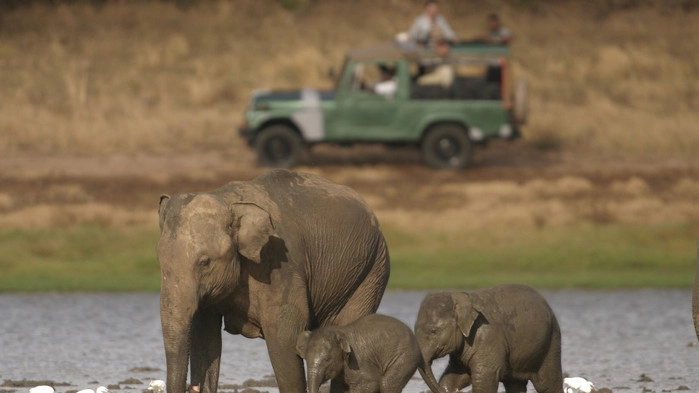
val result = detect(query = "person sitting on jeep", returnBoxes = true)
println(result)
[484,13,512,44]
[408,0,457,46]
[374,64,397,98]
[416,40,454,88]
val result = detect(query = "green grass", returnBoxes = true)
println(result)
[0,223,696,291]
[0,225,161,291]
[385,222,697,289]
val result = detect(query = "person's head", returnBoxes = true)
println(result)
[379,64,395,81]
[434,39,450,58]
[487,13,501,31]
[425,0,439,19]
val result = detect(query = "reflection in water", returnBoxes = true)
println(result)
[0,290,696,392]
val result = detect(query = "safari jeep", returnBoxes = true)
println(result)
[239,42,527,169]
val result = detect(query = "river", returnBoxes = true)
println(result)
[1,290,696,393]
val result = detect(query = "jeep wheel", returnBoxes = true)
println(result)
[422,124,473,169]
[254,125,304,168]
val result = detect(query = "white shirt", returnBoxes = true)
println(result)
[374,79,397,98]
[409,13,457,44]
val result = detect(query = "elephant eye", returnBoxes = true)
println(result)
[198,256,212,266]
[429,327,439,335]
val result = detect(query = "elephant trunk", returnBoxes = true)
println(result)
[693,243,699,340]
[307,370,324,393]
[161,284,198,393]
[418,357,448,393]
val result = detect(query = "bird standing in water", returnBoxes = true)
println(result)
[563,377,595,393]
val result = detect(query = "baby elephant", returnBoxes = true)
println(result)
[415,284,563,393]
[296,313,422,393]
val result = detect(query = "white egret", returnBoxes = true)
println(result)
[147,380,166,393]
[29,386,54,393]
[563,377,595,393]
[76,386,110,393]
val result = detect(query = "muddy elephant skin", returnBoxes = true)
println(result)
[296,314,422,393]
[415,284,563,393]
[157,169,390,393]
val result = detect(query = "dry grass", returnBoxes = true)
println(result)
[0,1,697,160]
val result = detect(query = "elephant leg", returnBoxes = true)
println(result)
[438,356,472,393]
[531,328,564,393]
[503,380,527,393]
[264,304,308,393]
[469,369,500,393]
[330,377,349,393]
[332,244,389,325]
[380,365,414,393]
[190,310,223,393]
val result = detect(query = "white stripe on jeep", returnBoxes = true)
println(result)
[291,88,324,142]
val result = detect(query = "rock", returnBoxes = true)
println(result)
[2,381,71,388]
[108,385,120,390]
[129,367,162,373]
[677,386,690,391]
[637,374,654,382]
[119,379,143,385]
[596,388,614,393]
[242,378,277,388]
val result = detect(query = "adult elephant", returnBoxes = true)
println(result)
[157,169,390,393]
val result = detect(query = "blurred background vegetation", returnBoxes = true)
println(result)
[0,0,697,291]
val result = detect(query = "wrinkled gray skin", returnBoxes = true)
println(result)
[157,169,390,393]
[296,314,422,393]
[415,284,563,393]
[693,240,699,340]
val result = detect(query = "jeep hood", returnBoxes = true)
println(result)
[251,88,335,105]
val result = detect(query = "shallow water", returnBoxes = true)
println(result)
[1,290,697,393]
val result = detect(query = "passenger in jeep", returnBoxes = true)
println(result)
[417,40,454,88]
[481,13,513,44]
[374,64,397,98]
[409,0,457,46]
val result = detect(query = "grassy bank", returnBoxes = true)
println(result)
[0,1,697,160]
[0,222,695,292]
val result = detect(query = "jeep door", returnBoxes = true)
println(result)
[325,59,406,141]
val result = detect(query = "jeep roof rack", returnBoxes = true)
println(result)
[346,41,510,61]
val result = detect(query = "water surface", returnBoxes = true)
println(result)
[1,290,696,392]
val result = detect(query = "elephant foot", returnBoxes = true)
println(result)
[188,385,200,393]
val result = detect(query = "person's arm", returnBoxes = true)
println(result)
[499,27,513,44]
[437,15,457,42]
[408,15,424,42]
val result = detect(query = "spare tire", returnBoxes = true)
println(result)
[513,77,529,125]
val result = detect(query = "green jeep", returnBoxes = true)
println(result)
[240,41,527,169]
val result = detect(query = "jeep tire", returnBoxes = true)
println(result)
[422,124,473,169]
[254,125,304,168]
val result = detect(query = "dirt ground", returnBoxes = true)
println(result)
[1,143,698,231]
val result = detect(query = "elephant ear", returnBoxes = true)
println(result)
[336,331,352,355]
[158,194,171,230]
[232,202,275,264]
[296,330,312,359]
[452,292,483,338]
